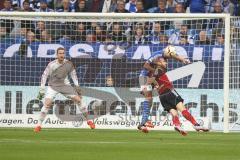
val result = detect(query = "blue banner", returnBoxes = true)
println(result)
[0,42,224,61]
[0,42,226,89]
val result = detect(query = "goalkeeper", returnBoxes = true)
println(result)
[139,45,209,135]
[34,47,95,133]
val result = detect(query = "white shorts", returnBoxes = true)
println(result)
[140,85,152,92]
[45,86,78,99]
[139,76,152,92]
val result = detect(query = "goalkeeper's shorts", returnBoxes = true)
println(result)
[159,89,184,112]
[45,85,78,99]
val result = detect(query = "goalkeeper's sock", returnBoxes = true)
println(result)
[182,109,197,125]
[76,103,88,120]
[172,115,181,126]
[37,106,49,126]
[140,100,150,126]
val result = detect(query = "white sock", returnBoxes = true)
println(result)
[37,106,49,126]
[76,103,88,120]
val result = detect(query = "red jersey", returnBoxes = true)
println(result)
[156,73,173,95]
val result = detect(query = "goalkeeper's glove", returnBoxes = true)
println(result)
[74,86,82,96]
[37,87,45,100]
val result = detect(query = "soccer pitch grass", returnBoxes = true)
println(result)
[0,128,240,160]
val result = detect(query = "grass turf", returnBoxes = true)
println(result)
[0,128,240,160]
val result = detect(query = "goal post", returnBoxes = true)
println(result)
[0,12,236,132]
[223,14,230,133]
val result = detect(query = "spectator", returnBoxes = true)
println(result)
[166,0,177,12]
[106,75,114,87]
[60,22,74,41]
[86,22,98,34]
[53,0,63,10]
[102,0,117,12]
[21,19,35,32]
[18,25,29,43]
[0,1,4,10]
[168,24,194,45]
[142,0,158,11]
[149,0,168,13]
[19,0,35,12]
[73,22,87,42]
[85,32,96,43]
[222,0,235,15]
[174,3,185,13]
[148,22,165,44]
[0,22,8,40]
[159,34,168,44]
[136,0,146,13]
[208,2,224,29]
[172,3,186,31]
[186,0,207,13]
[29,0,41,10]
[26,31,38,43]
[35,21,46,40]
[212,1,223,13]
[57,0,72,12]
[41,30,52,42]
[69,0,77,12]
[76,0,87,12]
[109,22,127,42]
[85,0,105,12]
[125,0,137,13]
[0,0,15,34]
[115,0,129,13]
[232,0,239,16]
[179,35,189,45]
[215,34,224,45]
[36,0,54,12]
[12,0,21,10]
[132,26,147,45]
[195,30,212,45]
[95,25,106,42]
[1,0,14,11]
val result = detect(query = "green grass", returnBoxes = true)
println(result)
[0,128,240,160]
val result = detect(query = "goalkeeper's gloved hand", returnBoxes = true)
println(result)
[74,86,82,96]
[37,87,45,100]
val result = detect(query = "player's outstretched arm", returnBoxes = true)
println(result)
[163,46,190,64]
[70,68,79,86]
[171,54,191,65]
[70,67,81,95]
[38,64,50,100]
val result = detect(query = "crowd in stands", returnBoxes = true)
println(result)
[0,0,239,46]
[0,0,238,15]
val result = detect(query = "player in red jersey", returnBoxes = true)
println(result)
[139,45,209,135]
[156,46,209,135]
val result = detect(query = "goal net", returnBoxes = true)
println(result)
[229,17,240,132]
[0,12,236,132]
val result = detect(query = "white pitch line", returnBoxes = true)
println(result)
[0,139,239,146]
[0,139,128,144]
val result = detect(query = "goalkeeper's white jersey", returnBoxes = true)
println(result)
[41,59,79,87]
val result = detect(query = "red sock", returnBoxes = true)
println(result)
[182,109,197,125]
[172,116,181,126]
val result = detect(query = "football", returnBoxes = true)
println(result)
[163,45,177,58]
